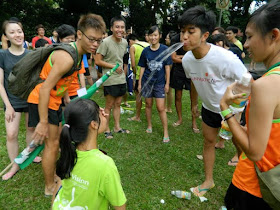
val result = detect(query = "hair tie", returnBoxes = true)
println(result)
[64,124,70,128]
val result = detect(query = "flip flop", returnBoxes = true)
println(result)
[127,117,141,122]
[192,128,200,134]
[163,136,170,143]
[114,129,130,134]
[190,184,215,197]
[228,159,238,166]
[172,122,181,127]
[146,128,152,133]
[104,131,113,139]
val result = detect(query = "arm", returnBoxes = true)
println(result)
[79,73,86,88]
[138,67,145,92]
[220,78,277,161]
[171,51,184,64]
[32,50,74,143]
[165,65,170,93]
[1,35,8,50]
[31,37,36,49]
[0,67,15,122]
[123,64,128,76]
[190,81,198,117]
[114,204,126,210]
[94,53,122,74]
[129,46,137,75]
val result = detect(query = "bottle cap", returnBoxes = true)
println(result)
[240,73,252,86]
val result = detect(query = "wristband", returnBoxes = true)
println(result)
[220,108,232,119]
[225,114,235,121]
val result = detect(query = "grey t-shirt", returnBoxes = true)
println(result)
[96,35,127,86]
[0,49,29,109]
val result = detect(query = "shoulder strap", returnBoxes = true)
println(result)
[134,43,145,48]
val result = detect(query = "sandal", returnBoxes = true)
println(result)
[190,184,215,197]
[146,128,152,133]
[127,117,141,122]
[173,122,182,127]
[114,129,130,134]
[163,136,170,143]
[228,159,238,166]
[192,127,200,134]
[104,131,113,139]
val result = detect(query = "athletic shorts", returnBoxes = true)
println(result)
[141,83,165,98]
[28,103,62,127]
[170,71,191,90]
[104,83,126,97]
[201,106,222,128]
[134,80,139,91]
[84,67,90,76]
[224,182,271,210]
[4,107,28,113]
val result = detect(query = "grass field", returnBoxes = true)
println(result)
[0,90,237,210]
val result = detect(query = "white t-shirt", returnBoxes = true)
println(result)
[182,44,247,113]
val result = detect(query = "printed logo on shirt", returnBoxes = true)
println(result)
[148,60,163,72]
[191,72,217,84]
[71,174,89,190]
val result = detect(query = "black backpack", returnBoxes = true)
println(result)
[8,43,80,100]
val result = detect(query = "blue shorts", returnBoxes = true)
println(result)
[141,83,165,98]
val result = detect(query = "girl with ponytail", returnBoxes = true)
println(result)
[52,98,126,209]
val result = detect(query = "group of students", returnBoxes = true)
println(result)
[1,1,280,209]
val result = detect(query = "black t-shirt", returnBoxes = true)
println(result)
[0,49,29,108]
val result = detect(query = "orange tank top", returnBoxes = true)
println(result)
[232,64,280,198]
[28,52,78,110]
[67,61,86,97]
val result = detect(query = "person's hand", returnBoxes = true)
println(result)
[100,107,109,117]
[116,66,123,74]
[32,122,49,145]
[5,106,15,123]
[165,84,169,93]
[64,96,70,105]
[220,82,246,110]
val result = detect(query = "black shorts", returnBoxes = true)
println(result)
[134,80,139,91]
[84,67,90,76]
[28,103,62,127]
[104,83,126,97]
[225,182,272,210]
[201,106,222,128]
[170,71,191,90]
[4,106,28,113]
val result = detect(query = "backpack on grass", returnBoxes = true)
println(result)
[8,43,80,100]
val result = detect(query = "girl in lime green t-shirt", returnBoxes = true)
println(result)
[52,99,126,209]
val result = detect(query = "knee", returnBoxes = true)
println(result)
[6,131,18,142]
[114,101,122,107]
[203,137,216,145]
[145,103,152,109]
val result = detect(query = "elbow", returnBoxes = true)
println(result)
[246,152,264,162]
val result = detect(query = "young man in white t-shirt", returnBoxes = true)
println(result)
[179,6,247,197]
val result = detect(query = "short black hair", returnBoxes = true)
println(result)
[178,6,216,34]
[127,33,138,42]
[148,25,161,35]
[226,26,238,34]
[208,34,230,47]
[57,24,76,43]
[35,24,44,32]
[35,38,49,48]
[110,15,126,27]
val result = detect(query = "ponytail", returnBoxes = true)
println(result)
[56,126,77,179]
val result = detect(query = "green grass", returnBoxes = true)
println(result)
[0,90,237,210]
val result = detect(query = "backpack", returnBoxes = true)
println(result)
[8,43,80,100]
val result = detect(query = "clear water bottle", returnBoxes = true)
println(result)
[219,121,232,140]
[171,190,191,200]
[230,72,252,114]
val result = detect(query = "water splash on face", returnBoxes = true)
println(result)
[139,42,183,99]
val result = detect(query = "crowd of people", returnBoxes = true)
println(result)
[1,1,280,209]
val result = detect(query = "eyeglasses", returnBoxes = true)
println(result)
[80,30,103,44]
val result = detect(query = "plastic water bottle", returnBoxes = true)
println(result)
[229,72,252,114]
[171,190,191,200]
[219,73,252,140]
[219,121,232,140]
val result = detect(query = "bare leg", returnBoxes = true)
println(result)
[113,96,123,132]
[104,95,115,133]
[174,89,183,125]
[43,124,59,196]
[3,112,21,178]
[165,89,173,112]
[192,122,219,196]
[156,98,169,138]
[145,98,153,131]
[24,112,34,145]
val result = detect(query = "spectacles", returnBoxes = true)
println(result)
[80,30,103,44]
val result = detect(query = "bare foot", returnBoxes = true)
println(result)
[173,121,182,127]
[215,141,225,149]
[127,116,141,122]
[45,184,55,196]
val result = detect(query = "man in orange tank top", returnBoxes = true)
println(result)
[27,14,106,196]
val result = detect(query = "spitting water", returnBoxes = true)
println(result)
[140,42,183,99]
